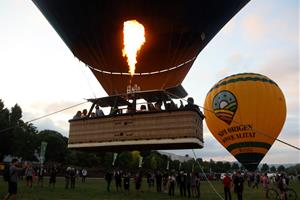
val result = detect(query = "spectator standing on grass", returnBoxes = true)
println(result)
[179,171,187,197]
[234,171,244,200]
[168,173,176,196]
[150,172,155,189]
[163,172,169,193]
[262,173,270,199]
[37,166,45,187]
[70,168,76,189]
[3,159,27,200]
[25,163,34,188]
[247,173,252,187]
[277,174,287,200]
[155,171,162,192]
[186,172,192,198]
[115,170,122,192]
[195,173,201,198]
[105,171,113,192]
[65,167,71,189]
[223,173,232,200]
[252,173,260,189]
[82,168,87,183]
[123,172,130,194]
[191,172,197,197]
[49,165,58,188]
[135,172,142,192]
[147,172,154,190]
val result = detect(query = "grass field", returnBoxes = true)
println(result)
[0,177,299,200]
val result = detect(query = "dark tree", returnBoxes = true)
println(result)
[10,104,22,125]
[0,100,11,159]
[261,163,269,172]
[223,162,231,172]
[270,166,277,173]
[231,163,239,171]
[277,165,286,173]
[37,130,68,163]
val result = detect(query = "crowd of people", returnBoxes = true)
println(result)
[104,170,202,198]
[3,159,88,200]
[3,158,297,200]
[222,171,293,200]
[64,167,88,189]
[72,97,205,120]
[3,159,59,199]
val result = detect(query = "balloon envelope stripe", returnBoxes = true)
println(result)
[235,153,265,171]
[215,113,233,119]
[214,109,234,115]
[208,76,278,94]
[224,103,237,110]
[217,72,269,81]
[215,113,233,118]
[226,142,271,152]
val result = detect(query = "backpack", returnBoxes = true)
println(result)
[3,164,10,182]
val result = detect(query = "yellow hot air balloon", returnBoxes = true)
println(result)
[204,73,286,171]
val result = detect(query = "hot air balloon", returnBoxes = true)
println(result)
[32,0,250,151]
[32,0,249,95]
[204,73,286,171]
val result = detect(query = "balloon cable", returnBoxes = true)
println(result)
[80,63,97,98]
[192,149,225,200]
[164,90,300,151]
[0,101,88,134]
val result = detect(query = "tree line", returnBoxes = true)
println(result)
[0,99,298,174]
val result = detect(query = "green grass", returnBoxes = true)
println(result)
[0,177,299,200]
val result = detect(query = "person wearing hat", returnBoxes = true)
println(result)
[184,97,205,119]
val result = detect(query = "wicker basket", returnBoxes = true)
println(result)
[68,109,203,151]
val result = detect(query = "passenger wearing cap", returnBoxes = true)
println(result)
[184,97,205,120]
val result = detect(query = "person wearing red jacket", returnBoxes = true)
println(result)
[223,173,232,200]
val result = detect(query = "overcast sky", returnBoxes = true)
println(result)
[0,0,299,164]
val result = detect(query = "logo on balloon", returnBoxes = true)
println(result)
[212,90,237,125]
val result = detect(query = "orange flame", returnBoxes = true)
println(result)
[122,20,145,76]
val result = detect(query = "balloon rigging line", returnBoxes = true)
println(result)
[273,138,300,151]
[192,149,225,200]
[164,91,300,151]
[79,63,97,98]
[86,56,197,76]
[0,101,88,134]
[1,90,298,151]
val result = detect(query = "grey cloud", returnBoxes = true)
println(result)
[33,118,68,137]
[263,143,300,164]
[23,111,68,137]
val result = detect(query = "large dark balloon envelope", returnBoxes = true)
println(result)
[32,0,250,95]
